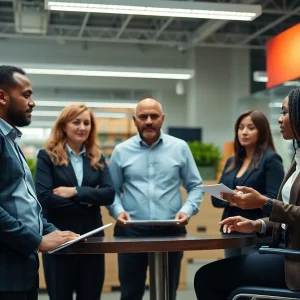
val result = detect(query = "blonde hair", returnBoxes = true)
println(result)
[45,103,103,169]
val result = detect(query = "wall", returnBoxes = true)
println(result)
[187,47,250,148]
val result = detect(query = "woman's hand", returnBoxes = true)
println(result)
[221,186,268,209]
[53,186,76,198]
[219,216,262,233]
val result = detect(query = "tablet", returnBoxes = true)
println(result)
[125,220,180,226]
[47,223,112,254]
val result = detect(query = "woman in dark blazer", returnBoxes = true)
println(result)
[212,110,284,257]
[194,88,300,300]
[35,103,115,300]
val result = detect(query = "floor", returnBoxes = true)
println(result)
[38,261,204,300]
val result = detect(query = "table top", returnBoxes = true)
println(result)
[56,234,256,254]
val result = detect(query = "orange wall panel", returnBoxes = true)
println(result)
[266,23,300,89]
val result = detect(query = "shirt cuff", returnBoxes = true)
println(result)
[109,205,126,219]
[260,219,267,234]
[179,205,194,218]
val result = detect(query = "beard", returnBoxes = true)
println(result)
[6,95,32,127]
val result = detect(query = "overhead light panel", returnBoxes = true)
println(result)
[45,0,262,21]
[31,110,128,118]
[23,65,194,80]
[253,71,267,83]
[35,101,137,108]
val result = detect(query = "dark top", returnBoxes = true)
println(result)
[212,151,284,232]
[35,149,115,236]
[0,130,57,292]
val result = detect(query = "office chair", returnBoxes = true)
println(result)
[229,247,300,300]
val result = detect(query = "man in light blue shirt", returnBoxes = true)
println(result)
[108,98,203,300]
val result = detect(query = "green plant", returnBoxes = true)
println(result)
[187,141,222,168]
[26,157,37,178]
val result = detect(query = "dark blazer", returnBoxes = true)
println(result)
[212,151,284,229]
[35,149,115,235]
[263,160,300,290]
[0,130,56,292]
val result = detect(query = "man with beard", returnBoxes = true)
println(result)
[0,65,79,300]
[108,98,203,300]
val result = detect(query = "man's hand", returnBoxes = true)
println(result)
[38,231,80,252]
[53,187,76,198]
[117,212,131,226]
[175,212,189,225]
[219,216,262,234]
[221,186,268,209]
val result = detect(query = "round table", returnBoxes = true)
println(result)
[57,234,256,300]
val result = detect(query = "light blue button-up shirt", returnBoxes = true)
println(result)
[108,132,203,220]
[66,144,86,186]
[0,118,43,234]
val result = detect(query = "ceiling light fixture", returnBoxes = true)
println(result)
[34,101,137,109]
[253,71,267,83]
[32,110,127,118]
[45,0,261,21]
[24,67,194,80]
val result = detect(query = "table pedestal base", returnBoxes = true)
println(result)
[149,252,169,300]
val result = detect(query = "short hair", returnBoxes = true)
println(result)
[226,110,276,172]
[287,88,300,148]
[0,65,26,90]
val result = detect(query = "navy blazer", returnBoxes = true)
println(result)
[0,130,57,292]
[35,149,115,235]
[212,151,285,230]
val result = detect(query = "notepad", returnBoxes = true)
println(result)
[47,223,113,254]
[125,220,180,226]
[197,183,236,201]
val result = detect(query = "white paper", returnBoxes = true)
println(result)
[47,223,113,254]
[197,183,236,201]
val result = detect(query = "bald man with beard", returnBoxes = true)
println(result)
[108,98,203,300]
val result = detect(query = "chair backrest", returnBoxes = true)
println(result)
[229,286,300,300]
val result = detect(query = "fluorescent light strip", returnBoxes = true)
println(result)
[32,110,127,118]
[253,71,267,83]
[25,68,193,80]
[35,101,137,108]
[269,103,282,108]
[47,3,255,20]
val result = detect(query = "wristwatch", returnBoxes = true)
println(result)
[262,198,274,215]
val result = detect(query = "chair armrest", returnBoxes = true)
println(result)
[259,246,300,256]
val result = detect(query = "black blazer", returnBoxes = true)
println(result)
[0,130,56,292]
[212,151,284,229]
[35,149,115,235]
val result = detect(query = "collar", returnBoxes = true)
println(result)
[66,144,86,157]
[0,118,22,143]
[137,130,164,147]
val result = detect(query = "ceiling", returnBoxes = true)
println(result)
[0,0,300,50]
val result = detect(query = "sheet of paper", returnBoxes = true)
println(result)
[47,223,113,254]
[125,220,180,226]
[197,183,236,201]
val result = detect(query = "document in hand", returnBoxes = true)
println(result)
[47,223,113,254]
[197,183,236,201]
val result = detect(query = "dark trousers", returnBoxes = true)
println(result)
[194,253,287,300]
[0,285,37,300]
[115,225,185,300]
[43,254,104,300]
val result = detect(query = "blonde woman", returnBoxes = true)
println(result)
[35,104,115,300]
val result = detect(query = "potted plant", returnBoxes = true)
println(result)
[187,141,222,180]
[26,157,37,179]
